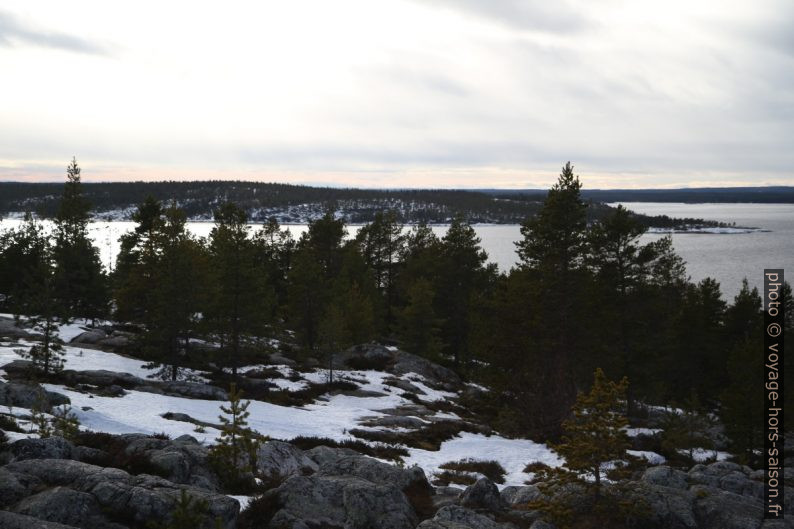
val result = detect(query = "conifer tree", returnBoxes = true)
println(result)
[11,215,65,377]
[208,203,272,378]
[52,404,80,441]
[210,383,261,485]
[52,157,108,321]
[554,368,630,498]
[436,215,492,366]
[397,278,443,360]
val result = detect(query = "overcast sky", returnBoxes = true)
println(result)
[1,1,792,188]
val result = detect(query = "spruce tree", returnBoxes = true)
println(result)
[52,157,108,321]
[52,404,80,441]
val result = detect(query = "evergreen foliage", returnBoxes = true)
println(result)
[209,383,261,490]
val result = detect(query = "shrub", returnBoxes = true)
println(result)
[288,435,408,461]
[438,458,507,484]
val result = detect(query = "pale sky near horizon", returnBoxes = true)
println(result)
[1,1,792,189]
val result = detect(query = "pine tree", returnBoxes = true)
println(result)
[52,405,80,441]
[721,339,763,464]
[11,215,65,377]
[436,215,492,366]
[210,383,261,488]
[397,278,443,360]
[512,162,589,439]
[554,368,630,499]
[208,203,272,378]
[52,157,108,321]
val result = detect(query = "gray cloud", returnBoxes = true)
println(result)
[0,10,108,55]
[424,0,592,33]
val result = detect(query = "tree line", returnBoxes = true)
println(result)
[0,159,789,462]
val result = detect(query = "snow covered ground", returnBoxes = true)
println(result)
[1,326,565,488]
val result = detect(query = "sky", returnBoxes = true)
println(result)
[0,1,792,189]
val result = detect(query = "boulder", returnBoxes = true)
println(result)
[460,478,507,512]
[419,505,511,529]
[305,445,362,467]
[691,485,763,529]
[316,453,429,491]
[0,380,71,410]
[124,434,219,491]
[6,436,75,462]
[628,481,697,529]
[141,380,227,400]
[268,352,297,367]
[500,484,541,506]
[391,350,462,389]
[642,465,689,490]
[257,440,318,479]
[12,486,102,527]
[0,317,42,340]
[70,330,106,345]
[269,474,418,529]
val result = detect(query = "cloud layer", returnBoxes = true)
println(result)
[0,0,791,188]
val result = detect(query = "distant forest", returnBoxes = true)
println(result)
[0,180,734,228]
[486,186,794,204]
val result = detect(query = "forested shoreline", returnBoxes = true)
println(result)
[0,180,735,229]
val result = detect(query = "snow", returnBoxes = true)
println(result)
[678,448,732,462]
[404,432,563,488]
[627,450,667,465]
[0,342,155,379]
[624,427,662,437]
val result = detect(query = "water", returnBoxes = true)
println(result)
[2,202,792,300]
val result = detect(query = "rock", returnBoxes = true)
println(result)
[7,437,75,462]
[460,478,507,512]
[143,380,228,400]
[316,453,429,492]
[628,482,697,529]
[691,485,763,529]
[529,521,556,529]
[338,343,394,369]
[362,415,426,429]
[268,352,297,367]
[0,467,39,508]
[385,377,426,395]
[12,486,102,527]
[421,505,510,529]
[500,484,541,506]
[305,445,362,467]
[70,330,106,345]
[97,333,131,349]
[269,474,418,529]
[0,317,42,340]
[433,486,464,510]
[257,440,318,479]
[0,380,70,410]
[125,434,219,491]
[688,461,763,499]
[0,510,80,529]
[391,350,462,389]
[2,458,238,528]
[642,465,689,490]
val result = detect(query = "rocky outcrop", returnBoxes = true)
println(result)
[0,380,70,411]
[0,458,238,528]
[256,440,318,479]
[120,434,219,491]
[5,437,76,463]
[268,474,419,529]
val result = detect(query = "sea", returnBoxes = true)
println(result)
[1,202,792,300]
